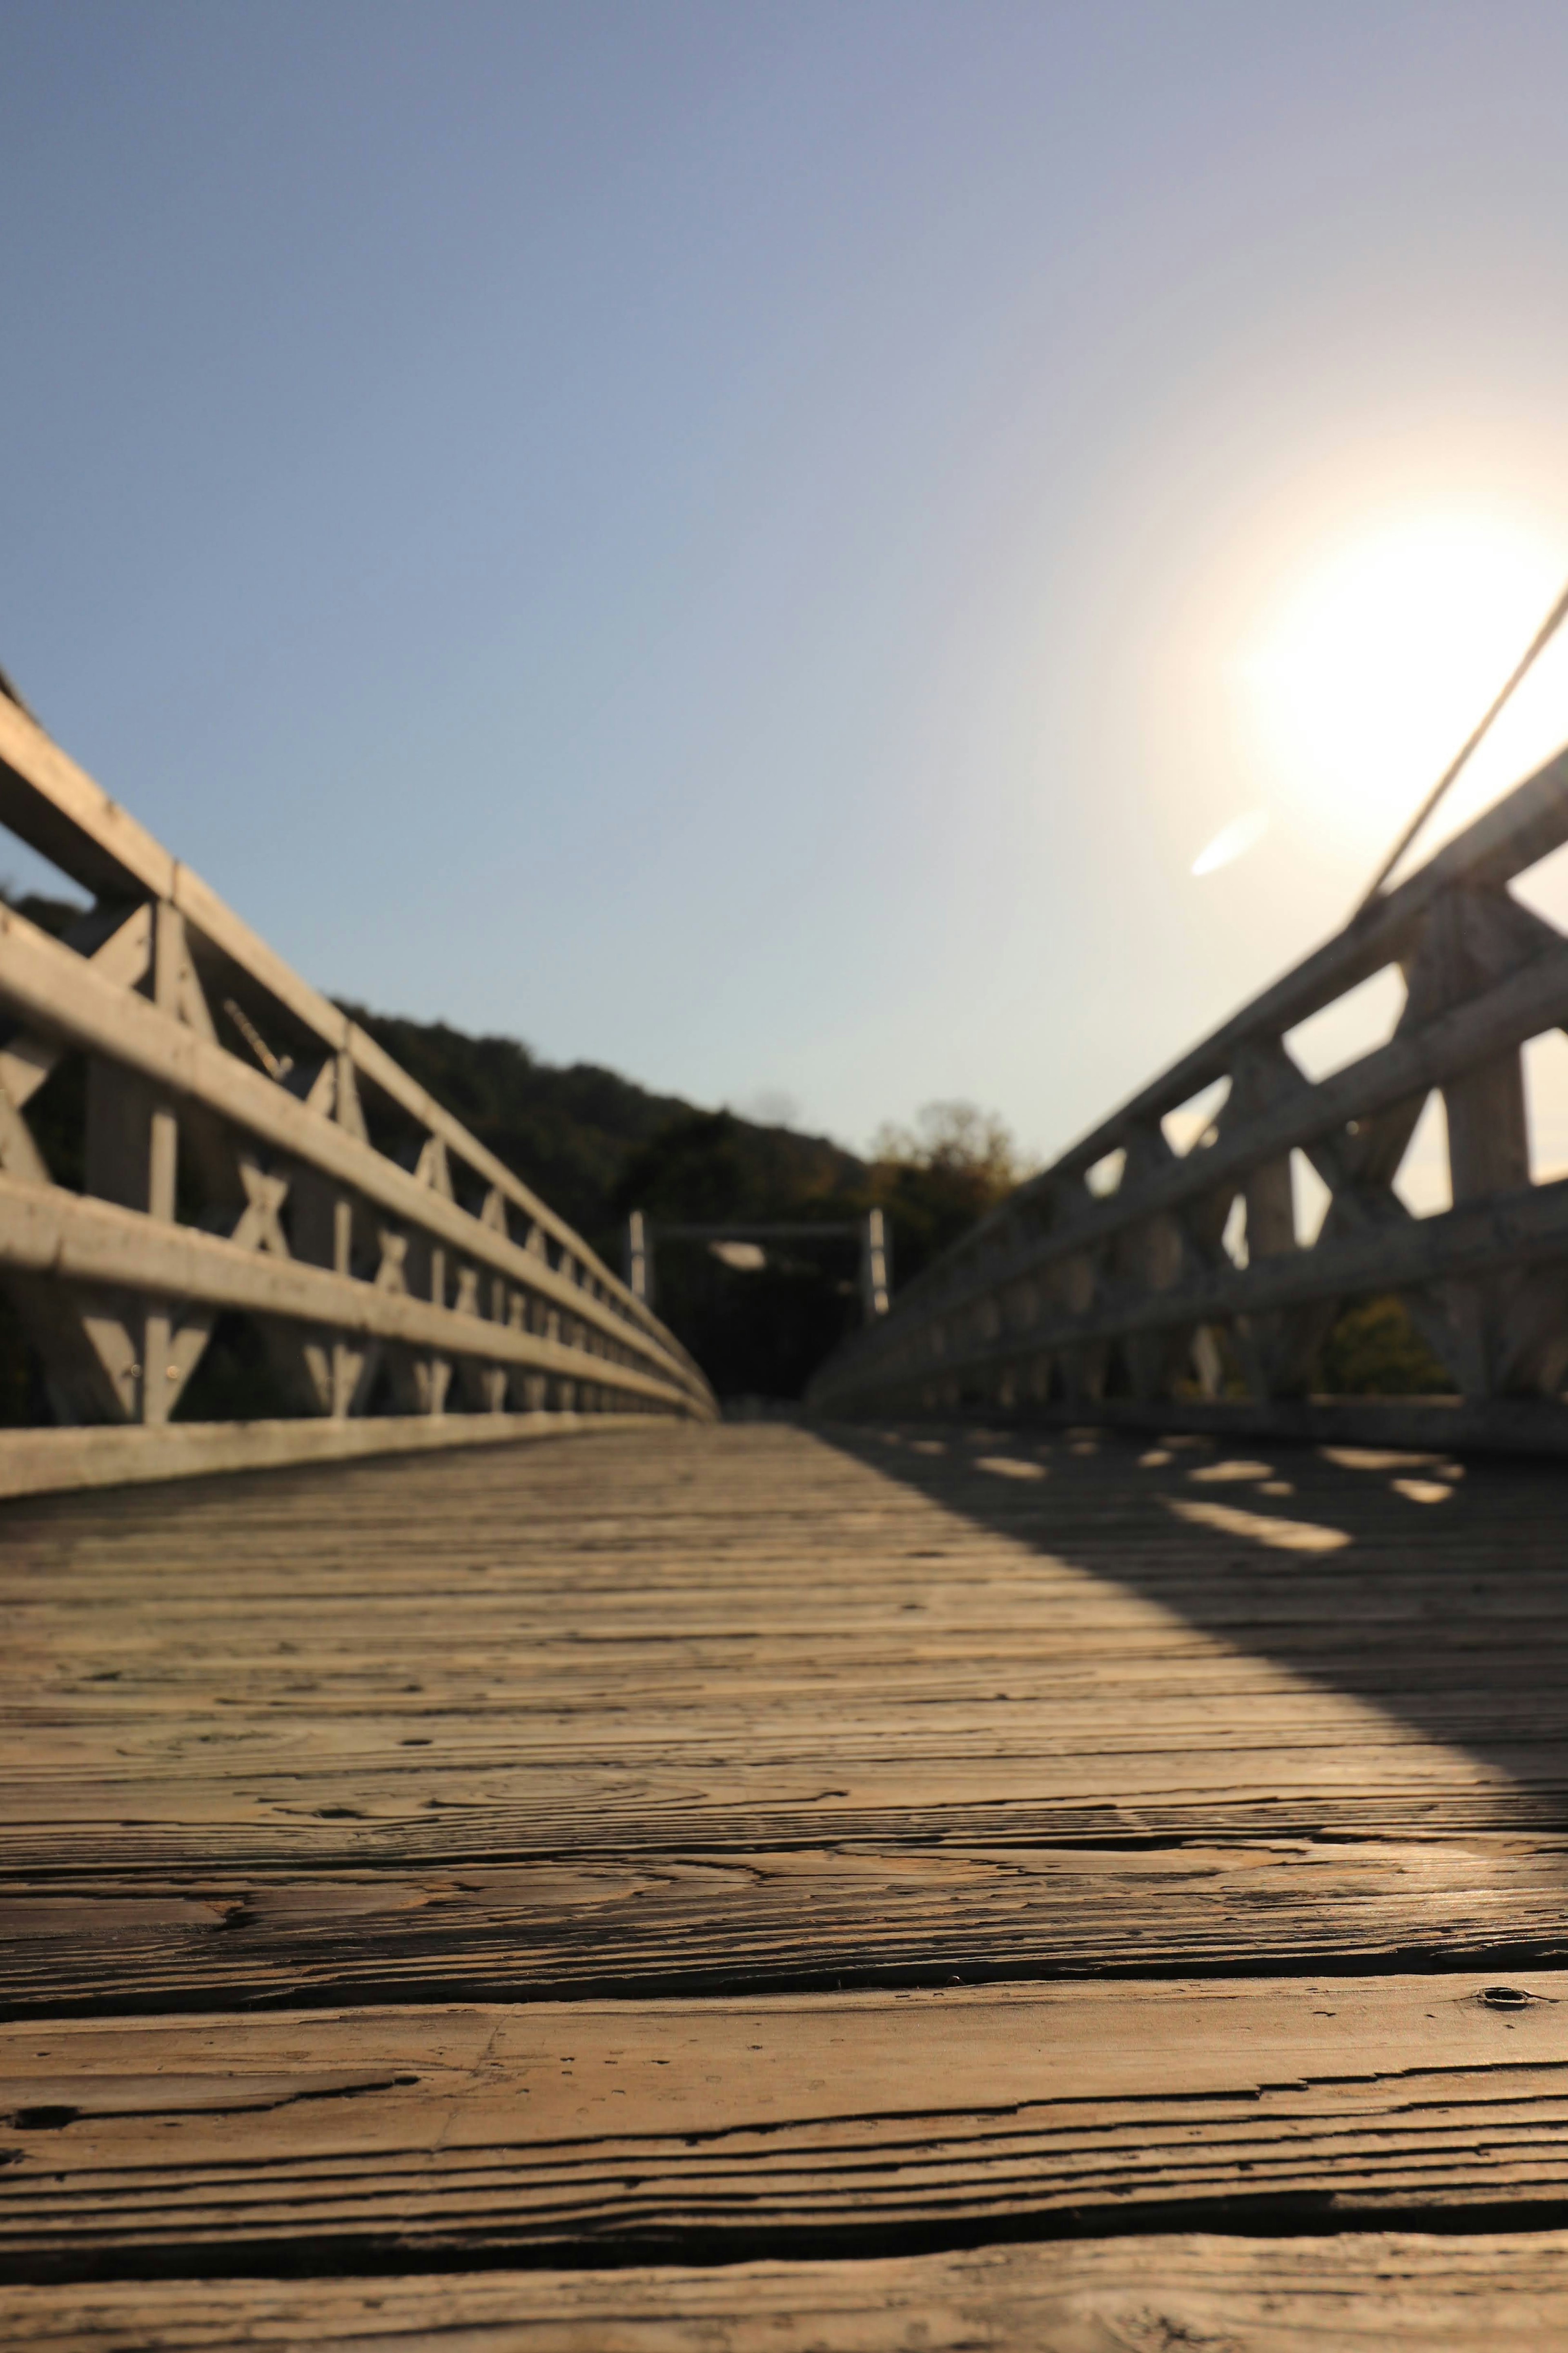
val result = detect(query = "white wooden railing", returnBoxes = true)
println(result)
[808,740,1568,1452]
[0,689,714,1497]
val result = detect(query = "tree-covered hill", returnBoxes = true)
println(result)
[341,1013,1022,1398]
[344,1013,1045,1396]
[341,1005,868,1273]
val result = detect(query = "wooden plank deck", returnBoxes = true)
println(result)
[4,1419,1568,2344]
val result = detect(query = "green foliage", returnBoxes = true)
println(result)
[609,1108,858,1229]
[172,1315,307,1423]
[864,1101,1035,1289]
[1315,1293,1456,1395]
[1,888,82,940]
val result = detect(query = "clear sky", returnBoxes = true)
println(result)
[8,1,1568,1177]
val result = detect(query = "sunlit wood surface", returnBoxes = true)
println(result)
[5,1421,1568,2345]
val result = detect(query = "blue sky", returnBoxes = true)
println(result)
[8,2,1568,1170]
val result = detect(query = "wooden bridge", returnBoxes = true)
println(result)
[7,691,1568,2344]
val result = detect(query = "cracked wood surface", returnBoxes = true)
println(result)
[10,1831,1568,2016]
[4,1421,1568,2322]
[9,2231,1568,2351]
[5,1974,1568,2270]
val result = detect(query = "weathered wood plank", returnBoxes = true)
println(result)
[10,2230,1568,2351]
[0,691,174,903]
[3,1976,1568,2274]
[5,1834,1568,2016]
[16,687,1568,2333]
[4,1425,1567,1900]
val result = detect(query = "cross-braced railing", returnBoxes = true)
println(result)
[0,689,714,1494]
[809,742,1568,1448]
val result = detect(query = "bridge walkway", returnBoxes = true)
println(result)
[5,1423,1568,2342]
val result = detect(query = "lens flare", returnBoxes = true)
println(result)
[1192,807,1269,877]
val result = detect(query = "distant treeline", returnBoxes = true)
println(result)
[346,1008,1030,1399]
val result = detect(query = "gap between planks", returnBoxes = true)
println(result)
[5,1975,1568,2276]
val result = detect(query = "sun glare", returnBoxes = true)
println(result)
[1236,509,1568,865]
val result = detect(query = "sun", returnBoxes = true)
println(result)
[1233,507,1568,864]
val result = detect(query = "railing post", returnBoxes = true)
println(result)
[627,1210,653,1308]
[1223,1040,1334,1401]
[138,903,185,1425]
[1403,886,1539,1395]
[861,1209,890,1320]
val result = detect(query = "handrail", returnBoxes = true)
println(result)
[809,738,1568,1428]
[0,691,715,1469]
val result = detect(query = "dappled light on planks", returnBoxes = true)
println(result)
[5,1421,1568,2313]
[2,1423,1564,2019]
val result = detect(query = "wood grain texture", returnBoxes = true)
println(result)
[19,625,1568,2332]
[4,1974,1568,2274]
[7,1419,1568,2311]
[10,1832,1568,2016]
[6,1423,1568,1997]
[11,2231,1568,2352]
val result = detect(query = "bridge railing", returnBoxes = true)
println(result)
[808,740,1568,1450]
[0,689,714,1496]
